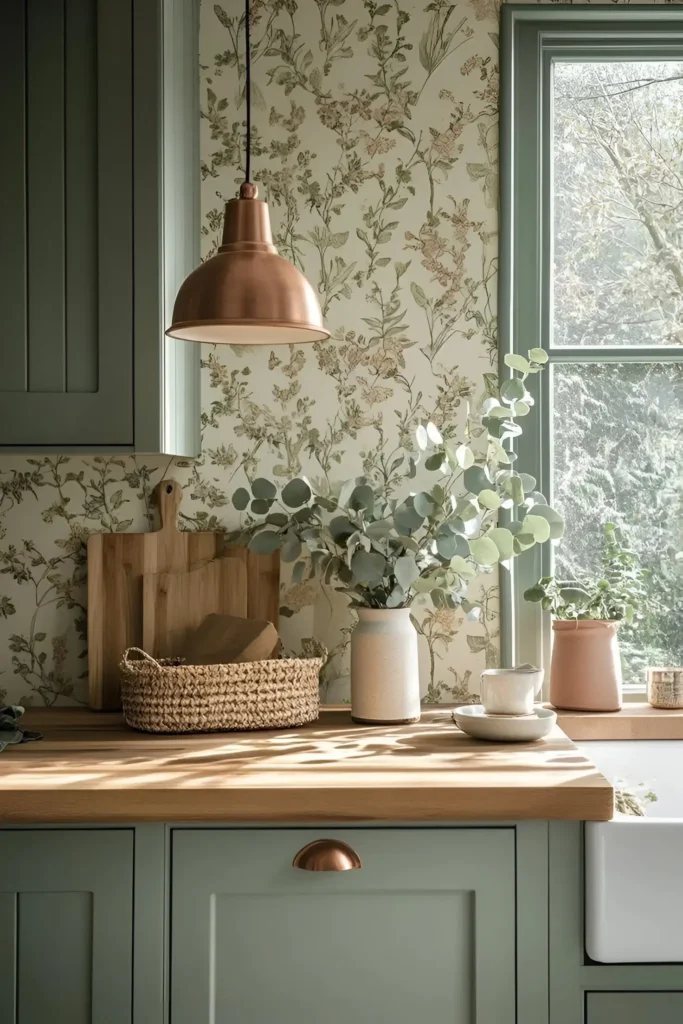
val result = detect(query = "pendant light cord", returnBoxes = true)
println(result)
[245,0,251,183]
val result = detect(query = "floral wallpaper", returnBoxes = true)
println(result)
[0,0,671,707]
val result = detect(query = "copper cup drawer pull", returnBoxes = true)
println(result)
[292,839,362,872]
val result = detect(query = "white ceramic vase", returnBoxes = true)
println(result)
[350,608,421,725]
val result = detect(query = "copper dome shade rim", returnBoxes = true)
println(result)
[165,319,331,342]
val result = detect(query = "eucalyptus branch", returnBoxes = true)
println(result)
[227,350,563,612]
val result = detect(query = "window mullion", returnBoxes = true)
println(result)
[548,347,683,365]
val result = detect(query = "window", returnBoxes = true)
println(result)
[501,8,683,689]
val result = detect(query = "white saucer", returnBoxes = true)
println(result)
[452,705,557,743]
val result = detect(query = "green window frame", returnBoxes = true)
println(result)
[499,5,683,680]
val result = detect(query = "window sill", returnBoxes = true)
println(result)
[550,704,683,741]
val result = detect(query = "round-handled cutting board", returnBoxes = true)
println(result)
[87,479,279,709]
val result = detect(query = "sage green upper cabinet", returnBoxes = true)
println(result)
[171,828,517,1024]
[0,0,200,455]
[0,829,134,1023]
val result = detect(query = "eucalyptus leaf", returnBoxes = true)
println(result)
[463,465,490,495]
[386,585,406,608]
[484,416,501,438]
[412,575,442,593]
[451,534,471,558]
[504,353,530,373]
[365,519,394,539]
[436,533,458,560]
[528,347,549,364]
[513,401,531,417]
[487,405,512,420]
[454,444,475,470]
[500,378,525,403]
[232,487,250,511]
[349,484,375,513]
[248,531,283,554]
[351,550,386,584]
[395,555,420,591]
[455,498,479,522]
[525,503,564,540]
[522,514,551,544]
[487,527,514,560]
[478,489,501,511]
[415,424,429,451]
[394,503,424,533]
[338,563,354,584]
[424,453,445,472]
[451,555,476,580]
[266,512,289,527]
[469,536,500,566]
[251,498,272,515]
[329,516,355,541]
[413,491,436,518]
[426,422,443,444]
[292,561,307,584]
[505,476,525,505]
[281,533,303,563]
[251,477,277,500]
[482,397,502,416]
[513,533,536,553]
[281,478,312,508]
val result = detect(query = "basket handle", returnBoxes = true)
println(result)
[122,647,162,668]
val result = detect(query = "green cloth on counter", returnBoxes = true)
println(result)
[0,705,42,752]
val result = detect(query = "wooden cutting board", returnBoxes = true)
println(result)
[141,558,248,659]
[183,613,280,665]
[87,479,280,709]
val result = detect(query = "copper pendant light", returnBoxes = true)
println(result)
[166,0,329,346]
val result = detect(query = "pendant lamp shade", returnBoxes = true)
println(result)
[166,184,329,345]
[167,0,328,346]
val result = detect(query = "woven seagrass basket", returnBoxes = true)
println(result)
[120,647,323,733]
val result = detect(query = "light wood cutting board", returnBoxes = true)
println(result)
[87,479,280,709]
[142,557,248,659]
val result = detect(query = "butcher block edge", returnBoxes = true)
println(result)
[0,707,614,823]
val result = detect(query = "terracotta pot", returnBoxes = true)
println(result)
[350,608,420,725]
[550,620,622,712]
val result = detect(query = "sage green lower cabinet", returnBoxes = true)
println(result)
[586,992,683,1023]
[0,829,134,1023]
[171,828,516,1024]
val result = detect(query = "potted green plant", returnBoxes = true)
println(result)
[524,523,646,711]
[230,349,563,724]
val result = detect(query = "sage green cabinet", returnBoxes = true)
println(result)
[0,829,134,1022]
[586,992,683,1023]
[171,828,517,1024]
[0,0,199,454]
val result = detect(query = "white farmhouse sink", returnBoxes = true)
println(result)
[583,740,683,963]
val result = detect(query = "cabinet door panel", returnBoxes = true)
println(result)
[587,992,683,1023]
[171,828,516,1024]
[0,0,133,447]
[1,0,28,392]
[0,829,134,1024]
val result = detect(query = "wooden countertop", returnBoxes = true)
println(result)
[553,703,683,741]
[0,708,613,823]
